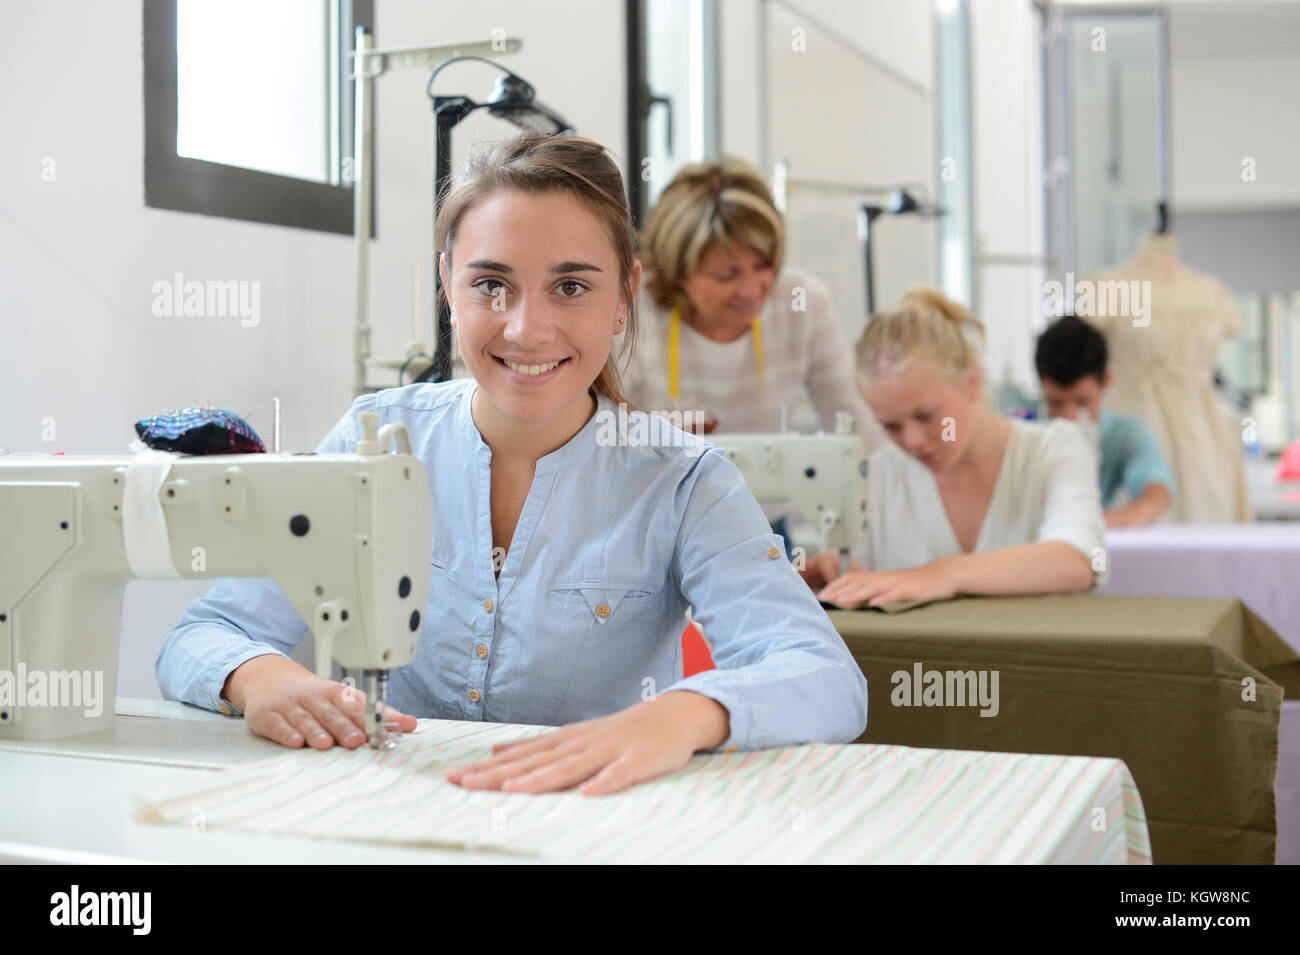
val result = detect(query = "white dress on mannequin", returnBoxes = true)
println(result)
[1081,234,1251,523]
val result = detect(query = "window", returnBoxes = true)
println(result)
[1043,8,1169,276]
[1220,292,1300,451]
[144,0,374,234]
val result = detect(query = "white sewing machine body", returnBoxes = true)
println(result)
[0,416,431,743]
[709,413,869,560]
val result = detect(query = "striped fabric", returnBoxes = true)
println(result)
[133,719,1151,864]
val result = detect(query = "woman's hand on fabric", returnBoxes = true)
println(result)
[817,560,959,609]
[443,691,730,796]
[798,550,865,591]
[228,654,417,750]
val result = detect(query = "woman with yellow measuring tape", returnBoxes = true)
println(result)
[620,158,882,556]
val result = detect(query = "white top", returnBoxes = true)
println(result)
[619,267,884,446]
[854,418,1107,585]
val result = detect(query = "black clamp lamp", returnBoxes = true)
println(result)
[348,29,573,393]
[417,59,575,384]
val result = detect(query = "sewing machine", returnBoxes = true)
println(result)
[709,412,869,575]
[0,413,431,747]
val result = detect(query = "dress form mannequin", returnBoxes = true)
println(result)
[1081,234,1251,522]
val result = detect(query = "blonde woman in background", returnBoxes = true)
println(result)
[621,157,883,556]
[621,157,880,441]
[805,287,1105,608]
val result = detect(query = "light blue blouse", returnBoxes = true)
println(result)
[155,379,868,751]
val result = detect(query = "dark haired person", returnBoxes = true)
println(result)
[1035,315,1175,528]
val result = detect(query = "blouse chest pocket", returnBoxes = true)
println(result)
[546,581,658,623]
[431,551,465,585]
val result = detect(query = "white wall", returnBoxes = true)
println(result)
[726,0,1053,397]
[0,0,625,699]
[719,0,937,361]
[774,1,934,337]
[719,0,766,162]
[771,0,935,93]
[970,0,1046,391]
[720,0,934,169]
[1170,0,1300,211]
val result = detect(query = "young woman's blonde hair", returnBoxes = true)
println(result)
[855,286,986,388]
[434,132,640,407]
[639,157,785,312]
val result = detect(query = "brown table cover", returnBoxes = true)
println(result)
[827,594,1298,864]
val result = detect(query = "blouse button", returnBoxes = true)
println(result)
[476,644,488,659]
[766,546,781,559]
[468,688,481,703]
[596,603,611,618]
[484,598,494,612]
[218,704,232,716]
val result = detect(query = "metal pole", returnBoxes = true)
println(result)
[431,100,457,382]
[353,26,374,396]
[859,204,883,316]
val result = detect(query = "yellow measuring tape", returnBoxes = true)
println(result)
[668,305,763,401]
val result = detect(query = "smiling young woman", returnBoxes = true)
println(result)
[155,133,868,796]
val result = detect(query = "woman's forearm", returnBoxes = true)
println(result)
[936,541,1095,596]
[1113,482,1171,525]
[658,690,731,751]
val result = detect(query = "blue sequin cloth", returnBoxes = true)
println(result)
[134,407,266,454]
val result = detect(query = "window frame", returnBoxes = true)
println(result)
[143,0,374,235]
[625,0,648,228]
[625,0,720,230]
